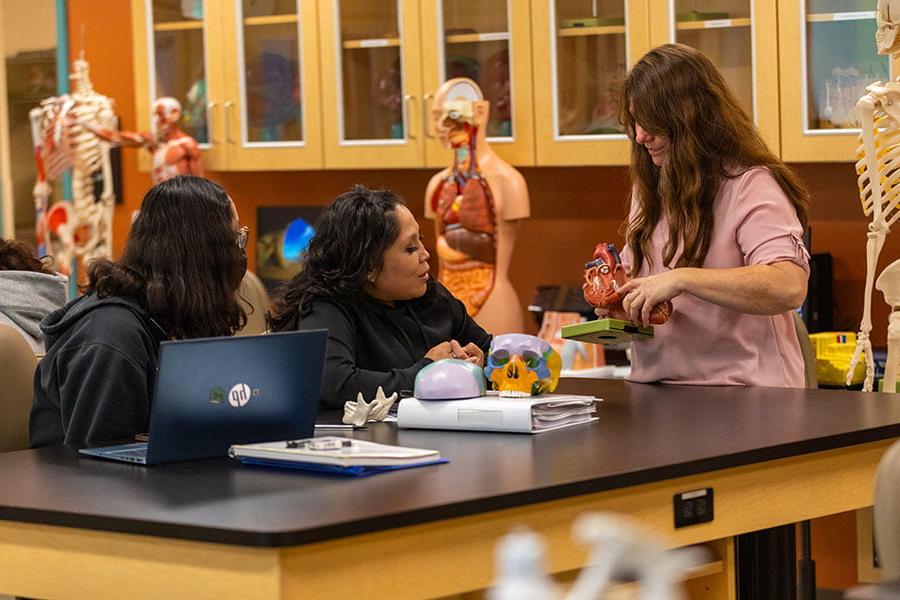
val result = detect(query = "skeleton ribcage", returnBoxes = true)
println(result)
[857,108,900,228]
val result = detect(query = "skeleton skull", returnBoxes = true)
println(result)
[485,334,561,397]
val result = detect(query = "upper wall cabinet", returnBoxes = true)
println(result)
[131,0,323,171]
[531,0,651,166]
[779,1,891,162]
[317,0,533,169]
[648,0,780,154]
[419,0,535,167]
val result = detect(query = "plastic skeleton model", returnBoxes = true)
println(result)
[342,386,398,426]
[485,334,561,397]
[582,243,672,325]
[847,0,900,390]
[29,57,117,268]
[430,82,498,316]
[489,513,707,600]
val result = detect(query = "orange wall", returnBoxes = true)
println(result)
[67,1,892,343]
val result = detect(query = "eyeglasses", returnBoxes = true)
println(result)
[236,226,249,250]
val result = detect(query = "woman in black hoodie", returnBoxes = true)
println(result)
[30,176,248,447]
[269,186,491,409]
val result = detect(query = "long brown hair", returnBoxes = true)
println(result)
[85,176,247,339]
[620,43,809,275]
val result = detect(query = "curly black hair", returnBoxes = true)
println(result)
[268,185,403,331]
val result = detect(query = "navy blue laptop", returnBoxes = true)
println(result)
[79,330,327,465]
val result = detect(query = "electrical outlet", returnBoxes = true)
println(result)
[674,488,714,528]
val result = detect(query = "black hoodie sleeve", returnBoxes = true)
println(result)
[33,342,153,448]
[298,301,429,409]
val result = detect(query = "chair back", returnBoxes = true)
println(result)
[0,324,37,452]
[791,311,818,389]
[236,270,270,336]
[875,439,900,580]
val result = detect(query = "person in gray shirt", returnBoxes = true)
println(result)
[0,239,67,354]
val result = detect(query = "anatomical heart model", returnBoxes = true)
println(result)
[582,242,672,325]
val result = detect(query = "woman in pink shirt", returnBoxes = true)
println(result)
[612,44,811,387]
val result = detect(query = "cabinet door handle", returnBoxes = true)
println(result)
[207,101,220,145]
[423,94,434,139]
[404,94,416,139]
[223,100,234,145]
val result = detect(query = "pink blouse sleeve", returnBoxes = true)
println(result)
[732,168,810,273]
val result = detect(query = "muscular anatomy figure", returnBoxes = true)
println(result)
[89,97,204,185]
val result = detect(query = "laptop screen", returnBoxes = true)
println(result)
[144,330,327,464]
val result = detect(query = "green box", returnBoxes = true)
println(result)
[561,318,654,345]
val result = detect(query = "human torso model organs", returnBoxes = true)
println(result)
[431,127,497,315]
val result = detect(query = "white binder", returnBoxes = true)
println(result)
[397,394,598,433]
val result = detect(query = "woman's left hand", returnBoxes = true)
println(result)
[619,270,685,326]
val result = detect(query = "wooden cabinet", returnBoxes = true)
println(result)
[648,0,780,154]
[130,0,889,169]
[531,0,651,166]
[779,1,891,162]
[419,0,535,167]
[131,0,323,171]
[317,0,534,169]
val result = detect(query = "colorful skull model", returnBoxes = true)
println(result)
[582,242,673,325]
[485,334,561,397]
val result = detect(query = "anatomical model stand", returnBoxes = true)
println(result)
[847,0,900,390]
[424,78,530,335]
[29,57,117,272]
[88,96,204,185]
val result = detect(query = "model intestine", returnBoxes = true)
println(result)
[29,57,116,273]
[582,243,672,325]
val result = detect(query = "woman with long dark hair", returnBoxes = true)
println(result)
[31,176,248,447]
[613,44,811,387]
[269,185,490,408]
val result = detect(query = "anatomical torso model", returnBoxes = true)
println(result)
[424,78,530,335]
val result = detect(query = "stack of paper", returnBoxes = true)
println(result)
[397,394,599,433]
[229,437,446,476]
[531,397,598,431]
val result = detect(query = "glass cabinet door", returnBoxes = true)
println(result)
[220,0,322,169]
[318,0,424,168]
[649,0,780,153]
[532,0,650,166]
[421,0,535,166]
[132,0,225,169]
[780,1,890,161]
